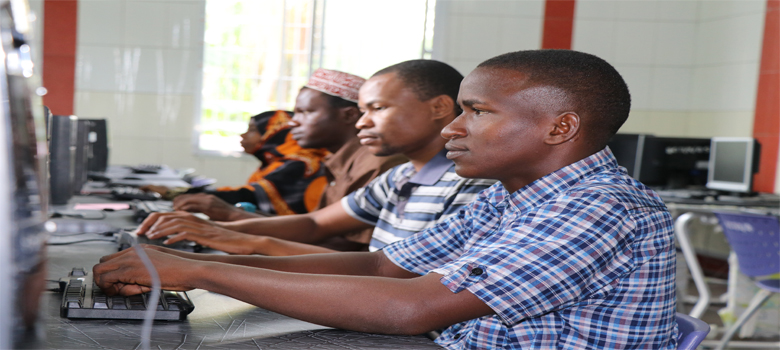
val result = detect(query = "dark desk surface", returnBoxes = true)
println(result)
[27,196,441,349]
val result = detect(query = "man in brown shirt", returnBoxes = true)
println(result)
[316,136,405,250]
[173,69,404,248]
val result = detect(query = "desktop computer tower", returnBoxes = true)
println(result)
[84,118,108,172]
[49,115,77,204]
[73,119,90,193]
[0,0,50,348]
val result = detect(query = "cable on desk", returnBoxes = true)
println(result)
[48,230,117,237]
[133,244,161,350]
[46,238,116,245]
[50,211,108,220]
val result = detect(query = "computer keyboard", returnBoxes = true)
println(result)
[118,229,202,252]
[112,186,162,201]
[133,200,173,223]
[130,164,164,174]
[60,267,194,321]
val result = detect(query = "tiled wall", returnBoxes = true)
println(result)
[59,0,770,188]
[432,0,545,74]
[435,0,765,140]
[577,0,765,138]
[71,0,257,187]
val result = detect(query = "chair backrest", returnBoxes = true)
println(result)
[676,312,710,350]
[714,212,780,277]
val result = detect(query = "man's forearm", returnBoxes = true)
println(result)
[191,262,456,334]
[253,236,338,256]
[220,215,321,242]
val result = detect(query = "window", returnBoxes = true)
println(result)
[197,0,434,154]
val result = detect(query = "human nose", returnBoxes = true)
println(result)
[289,113,303,127]
[355,111,373,129]
[441,115,467,140]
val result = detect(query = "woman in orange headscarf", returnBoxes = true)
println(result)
[210,110,329,215]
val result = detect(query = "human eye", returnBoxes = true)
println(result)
[473,108,488,116]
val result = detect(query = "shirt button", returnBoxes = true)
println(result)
[454,333,461,339]
[470,267,483,276]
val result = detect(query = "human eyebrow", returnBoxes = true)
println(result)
[459,99,485,109]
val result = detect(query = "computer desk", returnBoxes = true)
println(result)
[26,195,442,349]
[662,194,779,322]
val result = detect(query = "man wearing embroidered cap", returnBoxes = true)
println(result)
[169,68,406,251]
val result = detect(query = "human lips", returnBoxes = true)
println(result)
[357,132,380,145]
[444,142,468,159]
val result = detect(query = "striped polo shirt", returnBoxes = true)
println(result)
[342,150,495,251]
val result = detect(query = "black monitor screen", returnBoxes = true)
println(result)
[712,141,748,183]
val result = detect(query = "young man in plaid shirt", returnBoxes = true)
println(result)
[95,50,677,349]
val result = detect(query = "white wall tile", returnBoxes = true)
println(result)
[650,67,693,110]
[124,1,167,48]
[655,0,699,21]
[572,19,617,62]
[498,17,543,52]
[614,21,656,65]
[616,66,653,110]
[698,0,766,21]
[576,0,619,20]
[447,15,501,61]
[111,136,164,166]
[653,22,695,65]
[160,138,204,171]
[694,13,765,65]
[200,156,252,187]
[690,63,760,110]
[78,0,124,45]
[617,1,658,21]
[129,48,201,94]
[166,1,206,49]
[75,46,123,92]
[685,111,754,137]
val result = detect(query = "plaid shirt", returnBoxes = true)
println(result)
[384,148,677,349]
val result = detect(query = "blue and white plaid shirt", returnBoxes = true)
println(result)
[385,147,677,349]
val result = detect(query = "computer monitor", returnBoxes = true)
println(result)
[706,137,761,194]
[607,134,665,186]
[656,137,711,189]
[0,0,49,347]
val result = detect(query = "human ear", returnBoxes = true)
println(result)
[429,95,455,121]
[340,106,362,125]
[545,112,580,145]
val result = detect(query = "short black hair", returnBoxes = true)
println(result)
[372,59,463,114]
[478,50,631,147]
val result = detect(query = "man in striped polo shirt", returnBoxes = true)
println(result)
[137,60,494,255]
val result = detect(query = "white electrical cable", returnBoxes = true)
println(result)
[132,244,161,350]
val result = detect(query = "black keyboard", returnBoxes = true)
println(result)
[118,229,202,252]
[133,200,172,223]
[60,267,194,321]
[112,187,162,201]
[130,164,164,174]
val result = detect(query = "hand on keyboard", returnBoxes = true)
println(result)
[141,215,260,255]
[173,193,250,221]
[136,211,218,237]
[94,246,198,296]
[61,266,194,320]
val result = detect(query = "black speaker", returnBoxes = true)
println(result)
[49,115,77,205]
[84,119,108,172]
